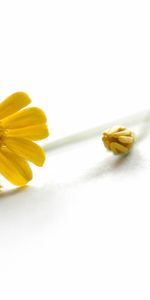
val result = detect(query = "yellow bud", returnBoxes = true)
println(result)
[102,125,135,155]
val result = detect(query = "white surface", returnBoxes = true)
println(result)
[0,0,150,299]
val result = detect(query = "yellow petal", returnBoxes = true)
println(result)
[110,142,128,154]
[0,148,32,186]
[3,137,46,166]
[112,129,132,137]
[5,123,49,141]
[118,136,134,144]
[0,92,31,120]
[2,107,47,129]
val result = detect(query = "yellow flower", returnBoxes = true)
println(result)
[0,92,49,186]
[102,125,135,155]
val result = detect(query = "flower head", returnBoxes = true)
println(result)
[0,92,49,186]
[102,125,135,155]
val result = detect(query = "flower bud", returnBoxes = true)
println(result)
[102,125,135,155]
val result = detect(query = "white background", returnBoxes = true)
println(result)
[0,0,150,299]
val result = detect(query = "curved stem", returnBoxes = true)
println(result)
[44,109,150,153]
[136,112,150,142]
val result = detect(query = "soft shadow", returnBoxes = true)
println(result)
[0,149,143,232]
[0,148,144,200]
[0,186,29,199]
[82,149,143,183]
[0,184,60,229]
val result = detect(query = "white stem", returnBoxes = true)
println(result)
[44,109,150,152]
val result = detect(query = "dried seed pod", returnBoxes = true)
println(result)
[102,125,135,155]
